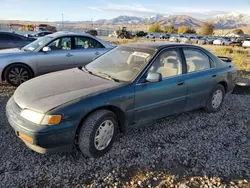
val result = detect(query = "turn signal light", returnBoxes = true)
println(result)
[19,132,33,143]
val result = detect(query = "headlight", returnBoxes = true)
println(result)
[20,109,62,125]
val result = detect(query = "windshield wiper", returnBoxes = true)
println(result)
[96,72,121,82]
[78,67,121,82]
[78,66,93,74]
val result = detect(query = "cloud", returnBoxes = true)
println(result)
[87,4,250,20]
[172,11,230,20]
[87,6,103,11]
[87,4,157,17]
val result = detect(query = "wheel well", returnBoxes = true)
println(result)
[75,106,126,140]
[1,63,34,81]
[218,81,228,92]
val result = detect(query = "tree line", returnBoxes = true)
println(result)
[148,22,245,35]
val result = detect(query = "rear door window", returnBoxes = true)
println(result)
[183,49,211,73]
[74,37,104,49]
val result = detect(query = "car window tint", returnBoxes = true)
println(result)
[75,37,104,49]
[149,49,182,78]
[184,49,211,73]
[0,34,21,41]
[48,37,71,51]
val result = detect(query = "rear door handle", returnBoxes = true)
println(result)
[66,53,73,57]
[212,74,217,77]
[178,81,184,86]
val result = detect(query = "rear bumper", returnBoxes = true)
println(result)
[0,67,3,82]
[6,97,78,154]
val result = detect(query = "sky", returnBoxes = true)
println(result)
[1,0,250,21]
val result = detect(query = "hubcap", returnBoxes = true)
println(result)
[8,67,29,85]
[212,89,223,109]
[94,120,114,151]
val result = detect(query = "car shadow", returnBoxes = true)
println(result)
[233,70,250,95]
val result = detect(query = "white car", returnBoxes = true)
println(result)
[213,38,231,46]
[180,37,191,44]
[190,37,201,44]
[242,38,250,48]
[146,33,156,39]
[198,38,207,45]
[169,37,178,42]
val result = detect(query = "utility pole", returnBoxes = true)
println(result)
[62,13,64,29]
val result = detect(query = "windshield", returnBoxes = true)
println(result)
[22,36,53,51]
[86,46,155,82]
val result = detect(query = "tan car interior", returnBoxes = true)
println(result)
[150,51,182,78]
[185,50,210,72]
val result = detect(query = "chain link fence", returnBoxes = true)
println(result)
[0,24,116,36]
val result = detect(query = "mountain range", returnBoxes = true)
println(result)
[57,12,250,29]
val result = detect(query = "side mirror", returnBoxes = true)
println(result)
[42,46,51,52]
[146,72,162,83]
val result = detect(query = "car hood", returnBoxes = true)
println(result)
[14,68,120,113]
[0,48,26,57]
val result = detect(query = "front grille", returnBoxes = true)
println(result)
[12,99,22,115]
[7,97,22,116]
[7,97,24,126]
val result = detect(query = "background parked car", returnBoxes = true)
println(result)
[229,38,244,47]
[180,37,191,44]
[190,36,202,44]
[213,38,231,45]
[24,31,53,39]
[198,38,207,45]
[0,32,114,86]
[169,36,178,42]
[146,33,156,39]
[160,34,170,40]
[205,37,215,44]
[85,30,98,36]
[136,31,147,37]
[242,38,250,48]
[0,32,35,49]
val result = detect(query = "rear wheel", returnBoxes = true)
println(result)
[204,84,225,113]
[4,64,33,86]
[78,110,118,158]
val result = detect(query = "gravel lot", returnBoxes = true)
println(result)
[0,82,250,188]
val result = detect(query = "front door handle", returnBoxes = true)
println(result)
[95,52,100,56]
[66,53,73,57]
[178,81,184,86]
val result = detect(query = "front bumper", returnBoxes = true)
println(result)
[6,97,79,154]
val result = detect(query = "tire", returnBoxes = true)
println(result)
[204,84,225,113]
[4,64,33,86]
[78,110,118,158]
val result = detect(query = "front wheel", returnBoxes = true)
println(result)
[204,84,225,113]
[4,64,33,86]
[78,110,118,158]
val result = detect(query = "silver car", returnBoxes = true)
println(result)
[0,32,114,86]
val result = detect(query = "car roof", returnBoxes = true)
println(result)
[122,42,196,50]
[47,31,94,38]
[0,31,20,35]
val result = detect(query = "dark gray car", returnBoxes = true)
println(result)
[6,43,237,158]
[0,32,35,49]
